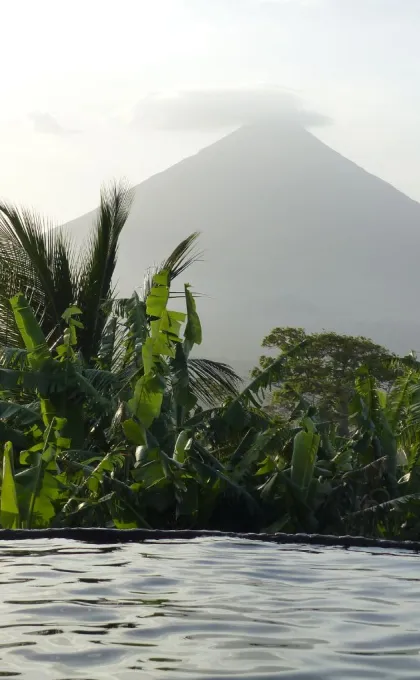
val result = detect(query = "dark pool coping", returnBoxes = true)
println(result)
[0,529,419,551]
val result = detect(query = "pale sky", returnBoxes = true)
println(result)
[1,0,419,222]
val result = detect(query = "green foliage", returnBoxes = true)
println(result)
[1,442,19,528]
[1,282,420,537]
[2,185,420,539]
[0,182,132,364]
[255,327,399,434]
[0,219,244,531]
[291,420,320,496]
[184,283,202,355]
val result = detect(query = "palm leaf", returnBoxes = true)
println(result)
[386,371,414,431]
[0,202,75,346]
[162,232,202,282]
[142,232,202,299]
[348,492,420,518]
[228,339,309,411]
[121,292,148,369]
[0,400,40,426]
[187,358,241,406]
[75,181,133,364]
[0,346,29,369]
[402,377,420,431]
[96,316,118,371]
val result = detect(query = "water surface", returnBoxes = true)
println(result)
[0,538,419,679]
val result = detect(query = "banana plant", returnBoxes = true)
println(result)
[122,269,186,446]
[0,296,85,527]
[351,368,398,479]
[9,294,86,447]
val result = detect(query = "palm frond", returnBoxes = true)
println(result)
[0,346,29,369]
[0,202,76,346]
[142,232,202,299]
[341,456,388,482]
[96,316,118,371]
[82,368,120,391]
[187,358,241,406]
[353,369,384,430]
[402,377,420,432]
[229,339,309,411]
[76,181,133,363]
[162,232,202,281]
[386,370,414,431]
[0,400,41,426]
[348,492,420,518]
[121,292,147,369]
[75,371,116,413]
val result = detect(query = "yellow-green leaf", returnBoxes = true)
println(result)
[0,442,20,529]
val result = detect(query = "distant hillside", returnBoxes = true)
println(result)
[64,122,420,370]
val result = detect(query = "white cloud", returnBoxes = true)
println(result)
[133,86,331,130]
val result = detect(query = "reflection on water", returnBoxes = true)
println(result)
[0,538,419,679]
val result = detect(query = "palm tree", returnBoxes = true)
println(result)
[0,182,241,404]
[0,182,132,364]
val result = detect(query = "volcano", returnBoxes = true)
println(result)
[64,122,420,372]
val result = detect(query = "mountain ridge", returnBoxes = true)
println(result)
[63,123,420,368]
[65,124,420,234]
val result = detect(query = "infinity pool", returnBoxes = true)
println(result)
[0,538,419,679]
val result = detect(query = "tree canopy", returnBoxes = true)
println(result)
[255,327,401,433]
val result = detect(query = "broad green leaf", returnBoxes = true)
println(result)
[174,430,192,464]
[149,327,176,357]
[29,470,60,527]
[40,398,57,428]
[128,374,165,429]
[122,419,146,446]
[160,310,185,340]
[41,445,56,463]
[152,271,169,287]
[255,457,276,476]
[377,389,387,410]
[142,337,155,375]
[0,442,20,528]
[301,416,317,433]
[332,448,353,472]
[184,284,202,351]
[71,319,84,329]
[291,428,320,495]
[132,448,166,488]
[10,294,50,370]
[61,306,83,321]
[123,292,147,366]
[133,465,165,488]
[65,325,77,347]
[146,271,169,317]
[55,436,72,449]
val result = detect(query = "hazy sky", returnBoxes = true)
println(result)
[1,0,419,222]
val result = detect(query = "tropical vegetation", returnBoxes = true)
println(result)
[1,183,420,540]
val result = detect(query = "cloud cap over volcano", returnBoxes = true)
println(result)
[134,86,331,130]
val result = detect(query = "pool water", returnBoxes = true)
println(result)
[0,538,419,679]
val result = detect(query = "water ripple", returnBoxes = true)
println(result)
[0,538,419,678]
